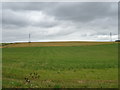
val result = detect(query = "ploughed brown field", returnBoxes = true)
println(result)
[2,41,115,48]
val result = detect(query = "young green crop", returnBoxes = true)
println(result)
[2,43,118,88]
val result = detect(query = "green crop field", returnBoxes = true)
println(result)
[2,42,118,88]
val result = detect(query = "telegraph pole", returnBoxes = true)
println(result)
[110,32,112,42]
[29,33,31,43]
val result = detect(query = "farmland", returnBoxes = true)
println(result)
[2,42,118,88]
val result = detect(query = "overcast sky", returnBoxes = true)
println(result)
[2,2,118,42]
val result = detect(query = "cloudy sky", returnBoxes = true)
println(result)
[2,2,118,42]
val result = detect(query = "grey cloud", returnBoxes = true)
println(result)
[2,2,57,11]
[44,2,117,22]
[2,2,118,42]
[2,2,58,28]
[2,2,117,27]
[2,10,59,29]
[33,18,60,28]
[2,10,29,28]
[3,2,117,22]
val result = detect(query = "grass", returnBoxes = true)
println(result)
[2,42,118,88]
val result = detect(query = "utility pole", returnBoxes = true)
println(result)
[110,32,112,42]
[29,33,31,43]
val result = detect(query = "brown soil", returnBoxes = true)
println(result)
[2,41,116,48]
